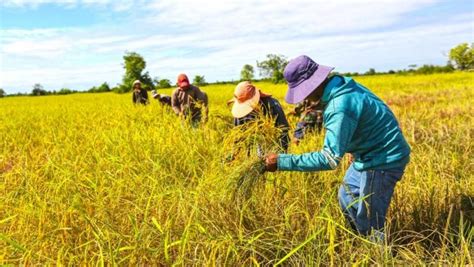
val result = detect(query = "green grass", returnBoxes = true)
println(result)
[0,72,473,265]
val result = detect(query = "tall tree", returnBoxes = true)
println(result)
[449,43,474,70]
[257,54,288,83]
[31,83,47,96]
[240,64,255,81]
[117,52,154,93]
[0,88,5,98]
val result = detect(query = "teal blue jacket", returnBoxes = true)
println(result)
[278,75,410,171]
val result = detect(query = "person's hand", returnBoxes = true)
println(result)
[265,153,278,172]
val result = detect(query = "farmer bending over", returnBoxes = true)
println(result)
[171,74,208,125]
[264,55,411,240]
[289,99,324,144]
[132,80,149,105]
[229,81,290,153]
[151,90,172,106]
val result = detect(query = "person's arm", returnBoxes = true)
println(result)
[271,100,290,152]
[132,91,137,104]
[171,90,181,115]
[277,111,358,171]
[143,90,149,104]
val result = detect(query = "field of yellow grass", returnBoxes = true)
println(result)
[1,73,473,265]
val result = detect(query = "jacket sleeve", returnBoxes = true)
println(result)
[171,90,181,115]
[277,111,357,171]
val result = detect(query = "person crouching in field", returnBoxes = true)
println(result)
[264,55,411,240]
[151,90,171,106]
[171,74,208,125]
[229,81,290,153]
[289,99,324,144]
[132,80,149,105]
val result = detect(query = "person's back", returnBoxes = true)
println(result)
[151,90,172,106]
[321,75,410,170]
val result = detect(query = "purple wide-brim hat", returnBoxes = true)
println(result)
[284,55,334,104]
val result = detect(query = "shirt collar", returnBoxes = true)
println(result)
[321,75,344,105]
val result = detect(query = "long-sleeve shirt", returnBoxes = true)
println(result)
[132,89,149,105]
[278,75,410,172]
[234,96,290,152]
[154,95,172,106]
[171,85,208,122]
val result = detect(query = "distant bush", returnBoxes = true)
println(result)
[155,79,172,89]
[414,64,455,74]
[58,88,73,95]
[88,82,111,93]
[193,75,207,86]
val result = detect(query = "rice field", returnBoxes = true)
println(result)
[0,72,473,265]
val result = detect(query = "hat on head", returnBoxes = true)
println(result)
[283,55,334,104]
[177,74,190,88]
[229,81,270,118]
[133,80,141,86]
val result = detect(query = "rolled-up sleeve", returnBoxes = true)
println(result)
[277,111,357,171]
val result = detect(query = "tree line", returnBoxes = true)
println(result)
[1,42,472,98]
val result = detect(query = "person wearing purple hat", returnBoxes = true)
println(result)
[263,55,411,240]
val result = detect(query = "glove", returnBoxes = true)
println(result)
[265,153,278,172]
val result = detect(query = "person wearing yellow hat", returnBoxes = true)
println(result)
[230,81,290,152]
[132,80,149,105]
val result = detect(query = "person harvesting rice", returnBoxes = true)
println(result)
[264,55,411,240]
[229,81,290,152]
[289,99,324,144]
[132,80,149,105]
[171,73,208,125]
[151,90,171,106]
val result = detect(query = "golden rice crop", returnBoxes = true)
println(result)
[0,72,473,265]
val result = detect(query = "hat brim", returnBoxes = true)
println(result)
[285,65,334,104]
[231,89,261,118]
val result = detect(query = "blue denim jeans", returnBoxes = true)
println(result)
[338,164,405,236]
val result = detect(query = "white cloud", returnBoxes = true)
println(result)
[1,0,472,93]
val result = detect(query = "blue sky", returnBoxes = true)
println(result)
[0,0,473,94]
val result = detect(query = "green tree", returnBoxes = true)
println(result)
[154,78,172,89]
[449,43,474,70]
[96,82,111,92]
[88,82,110,93]
[240,64,255,81]
[31,83,47,96]
[257,54,288,83]
[58,88,73,95]
[0,88,5,98]
[117,52,154,93]
[193,75,207,86]
[365,68,376,75]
